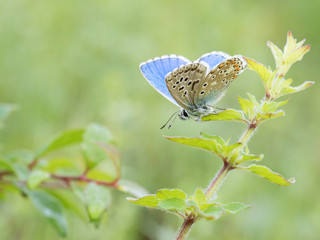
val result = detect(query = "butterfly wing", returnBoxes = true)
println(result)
[140,55,191,107]
[165,62,208,111]
[194,56,247,107]
[197,51,231,71]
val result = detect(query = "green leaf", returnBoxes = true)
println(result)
[200,132,225,145]
[279,81,314,97]
[193,188,206,207]
[29,190,68,237]
[117,179,149,197]
[48,190,87,220]
[84,183,111,222]
[12,164,29,181]
[202,204,224,219]
[82,123,113,169]
[224,142,243,155]
[42,157,83,175]
[267,41,283,68]
[35,129,85,158]
[238,96,255,120]
[238,164,295,186]
[286,44,310,65]
[244,58,272,88]
[156,188,187,200]
[257,110,285,122]
[236,153,264,164]
[127,195,160,208]
[262,100,289,113]
[221,202,250,214]
[164,136,219,156]
[201,109,245,123]
[86,168,115,182]
[0,103,17,128]
[27,170,50,189]
[159,198,186,210]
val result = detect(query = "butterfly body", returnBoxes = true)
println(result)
[140,52,247,121]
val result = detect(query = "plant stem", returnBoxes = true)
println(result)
[176,163,231,240]
[176,123,258,240]
[176,214,196,240]
[205,162,231,198]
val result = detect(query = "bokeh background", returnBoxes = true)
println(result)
[0,0,319,239]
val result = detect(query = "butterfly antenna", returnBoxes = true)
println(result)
[160,111,179,130]
[168,113,179,129]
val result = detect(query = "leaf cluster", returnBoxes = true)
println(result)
[0,115,144,236]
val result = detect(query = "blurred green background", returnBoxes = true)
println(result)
[0,0,319,239]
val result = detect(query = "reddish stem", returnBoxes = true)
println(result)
[50,173,119,189]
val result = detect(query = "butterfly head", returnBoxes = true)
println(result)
[178,109,190,120]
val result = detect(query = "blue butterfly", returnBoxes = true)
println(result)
[140,51,247,125]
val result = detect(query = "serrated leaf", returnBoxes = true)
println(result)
[257,110,285,121]
[236,153,264,164]
[283,31,296,58]
[262,100,289,113]
[193,188,206,207]
[238,96,255,120]
[286,45,310,65]
[221,202,250,214]
[159,198,186,210]
[84,183,111,222]
[35,129,85,158]
[117,179,148,197]
[279,81,314,97]
[238,164,295,186]
[29,190,68,236]
[82,123,113,169]
[156,189,187,200]
[267,41,283,68]
[244,58,272,88]
[27,170,50,189]
[201,109,245,123]
[200,132,225,145]
[164,136,219,156]
[127,195,160,208]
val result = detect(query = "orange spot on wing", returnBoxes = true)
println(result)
[235,67,240,71]
[218,64,224,68]
[233,75,238,79]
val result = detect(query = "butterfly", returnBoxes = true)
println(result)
[140,51,247,126]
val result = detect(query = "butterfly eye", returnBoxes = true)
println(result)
[182,110,189,117]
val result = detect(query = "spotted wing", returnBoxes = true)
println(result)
[140,55,191,107]
[197,51,231,70]
[165,63,208,111]
[194,56,247,107]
